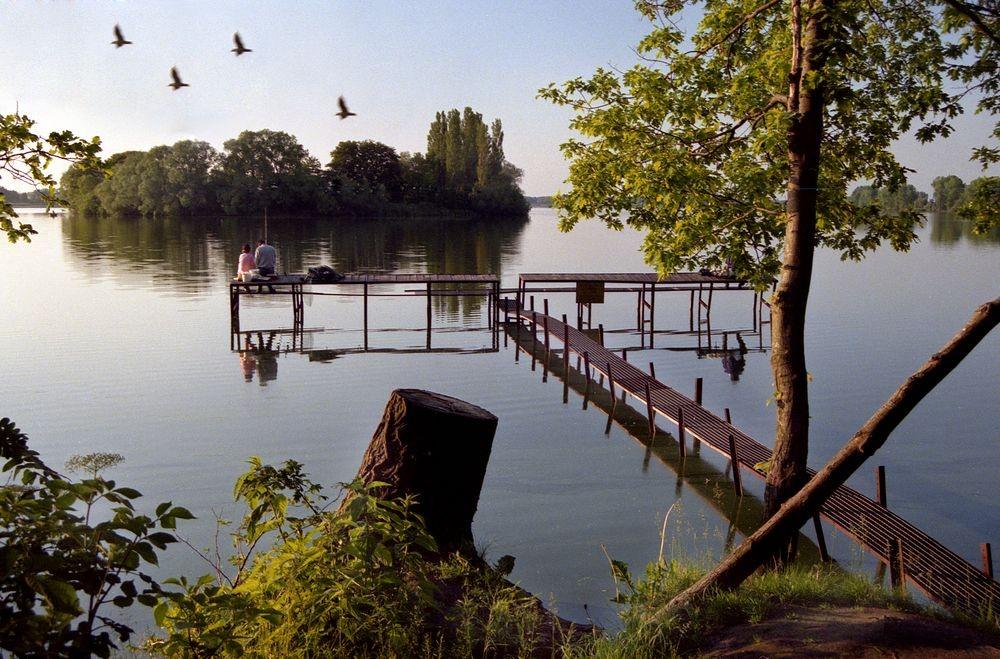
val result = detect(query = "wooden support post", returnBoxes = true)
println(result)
[727,433,743,497]
[605,362,617,434]
[514,309,521,362]
[982,542,994,580]
[888,538,906,592]
[876,465,887,507]
[598,323,605,346]
[644,380,655,439]
[562,314,570,371]
[689,289,695,331]
[637,283,643,332]
[530,312,538,371]
[363,282,369,351]
[530,295,535,311]
[649,362,656,380]
[812,515,830,562]
[724,407,732,424]
[649,284,656,348]
[543,314,550,356]
[543,298,549,317]
[695,377,703,406]
[426,282,433,350]
[677,406,686,458]
[503,298,510,348]
[622,348,628,362]
[583,351,591,409]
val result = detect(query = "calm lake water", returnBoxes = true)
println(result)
[2,208,997,626]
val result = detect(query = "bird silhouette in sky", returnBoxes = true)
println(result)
[231,32,252,56]
[169,67,190,90]
[111,24,132,48]
[337,96,357,119]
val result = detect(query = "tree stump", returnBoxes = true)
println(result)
[345,389,498,553]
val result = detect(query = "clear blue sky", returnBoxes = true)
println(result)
[1,1,994,196]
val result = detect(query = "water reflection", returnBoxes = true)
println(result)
[928,212,1000,245]
[62,213,529,299]
[239,331,279,386]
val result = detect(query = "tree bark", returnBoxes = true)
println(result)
[343,389,498,554]
[766,0,829,524]
[656,297,999,619]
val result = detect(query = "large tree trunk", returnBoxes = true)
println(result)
[344,388,498,554]
[656,297,999,619]
[766,0,829,524]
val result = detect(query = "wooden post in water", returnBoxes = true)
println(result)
[605,362,617,434]
[888,538,906,592]
[543,298,549,317]
[724,408,732,424]
[695,377,703,406]
[582,351,591,409]
[644,380,655,439]
[543,313,550,357]
[363,282,369,351]
[562,314,570,371]
[876,466,887,507]
[812,515,830,562]
[426,282,433,350]
[648,362,656,380]
[650,284,656,347]
[622,348,628,362]
[982,543,994,580]
[677,406,686,458]
[514,309,521,362]
[598,323,605,346]
[530,295,535,311]
[727,433,743,497]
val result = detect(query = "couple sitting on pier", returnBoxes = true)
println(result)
[236,239,277,282]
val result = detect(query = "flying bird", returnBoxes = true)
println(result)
[112,24,132,48]
[168,67,190,90]
[336,96,357,120]
[231,32,252,56]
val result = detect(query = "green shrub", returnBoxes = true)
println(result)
[147,458,548,658]
[0,417,188,657]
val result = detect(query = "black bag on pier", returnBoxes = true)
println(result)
[306,265,345,283]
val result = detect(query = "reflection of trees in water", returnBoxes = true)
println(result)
[929,212,1000,245]
[62,214,528,320]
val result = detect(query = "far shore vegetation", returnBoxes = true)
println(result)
[57,107,529,221]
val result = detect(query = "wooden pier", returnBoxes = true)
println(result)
[229,273,501,350]
[515,272,769,347]
[506,303,999,618]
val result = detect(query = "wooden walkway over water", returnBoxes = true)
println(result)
[229,273,501,350]
[504,302,999,618]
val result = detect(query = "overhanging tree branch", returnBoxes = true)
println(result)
[652,295,1000,619]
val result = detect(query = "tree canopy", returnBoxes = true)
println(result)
[542,0,998,521]
[1,110,102,242]
[60,111,529,219]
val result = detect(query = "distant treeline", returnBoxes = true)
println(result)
[0,187,42,206]
[849,175,997,215]
[60,107,529,219]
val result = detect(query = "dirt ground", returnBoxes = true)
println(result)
[699,606,1000,657]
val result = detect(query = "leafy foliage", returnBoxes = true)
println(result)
[60,114,529,219]
[539,1,995,288]
[0,418,188,657]
[147,458,547,657]
[0,110,103,242]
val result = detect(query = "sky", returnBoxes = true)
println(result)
[1,1,995,196]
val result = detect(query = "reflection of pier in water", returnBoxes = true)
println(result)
[229,273,502,351]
